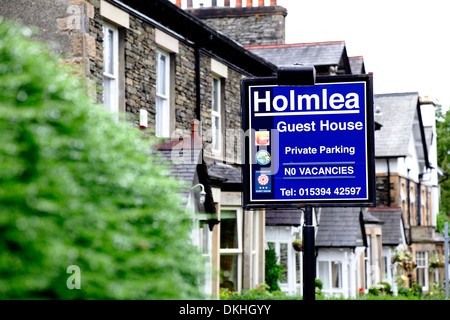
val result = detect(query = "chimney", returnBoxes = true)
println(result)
[155,119,202,155]
[187,0,193,8]
[190,119,202,150]
[186,0,287,45]
[176,0,181,7]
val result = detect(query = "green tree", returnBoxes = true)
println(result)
[265,244,285,292]
[436,104,450,230]
[0,18,204,299]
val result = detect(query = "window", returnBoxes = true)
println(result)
[331,261,343,289]
[382,256,388,281]
[416,251,428,290]
[156,49,170,138]
[318,261,343,292]
[211,77,222,154]
[103,23,119,116]
[220,209,242,292]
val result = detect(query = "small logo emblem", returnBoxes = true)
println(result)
[255,131,269,146]
[257,174,269,185]
[255,170,271,193]
[255,150,271,165]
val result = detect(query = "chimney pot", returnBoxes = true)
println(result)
[246,0,253,6]
[236,0,242,7]
[224,0,230,6]
[270,0,276,5]
[258,0,264,6]
[176,0,182,7]
[187,0,193,8]
[190,119,202,149]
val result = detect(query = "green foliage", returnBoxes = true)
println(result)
[435,104,450,218]
[437,211,450,234]
[264,244,285,292]
[0,18,204,299]
[220,284,300,300]
[220,283,446,301]
[314,278,323,290]
[398,284,422,298]
[368,282,392,296]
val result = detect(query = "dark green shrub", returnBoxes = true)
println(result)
[315,278,323,290]
[265,244,285,292]
[0,18,204,299]
[369,282,392,296]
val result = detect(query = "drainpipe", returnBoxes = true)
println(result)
[406,169,412,245]
[386,158,391,207]
[417,176,421,226]
[195,46,201,120]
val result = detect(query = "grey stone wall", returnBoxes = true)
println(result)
[0,0,73,55]
[1,0,251,163]
[187,6,287,46]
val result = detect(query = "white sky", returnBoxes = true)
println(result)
[277,0,450,109]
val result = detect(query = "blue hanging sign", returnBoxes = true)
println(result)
[242,75,376,208]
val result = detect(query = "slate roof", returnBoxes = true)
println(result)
[245,41,351,74]
[315,207,365,248]
[363,210,382,224]
[158,148,201,195]
[157,147,216,214]
[349,56,365,74]
[208,162,242,191]
[368,208,404,246]
[266,209,302,226]
[374,92,419,157]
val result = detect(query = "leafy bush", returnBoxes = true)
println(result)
[368,282,392,296]
[265,244,285,292]
[220,284,301,300]
[398,284,422,298]
[0,18,204,299]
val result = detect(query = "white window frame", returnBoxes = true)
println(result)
[156,49,170,138]
[102,22,119,117]
[211,76,222,154]
[416,251,429,291]
[219,207,243,292]
[265,226,301,294]
[318,260,343,294]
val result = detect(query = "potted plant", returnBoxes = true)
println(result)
[292,239,303,252]
[429,253,445,271]
[392,246,417,271]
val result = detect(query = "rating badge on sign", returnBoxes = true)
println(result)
[255,150,271,165]
[255,170,271,193]
[255,130,270,146]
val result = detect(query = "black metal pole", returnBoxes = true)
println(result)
[302,205,315,300]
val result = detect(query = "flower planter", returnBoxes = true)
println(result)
[292,241,303,252]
